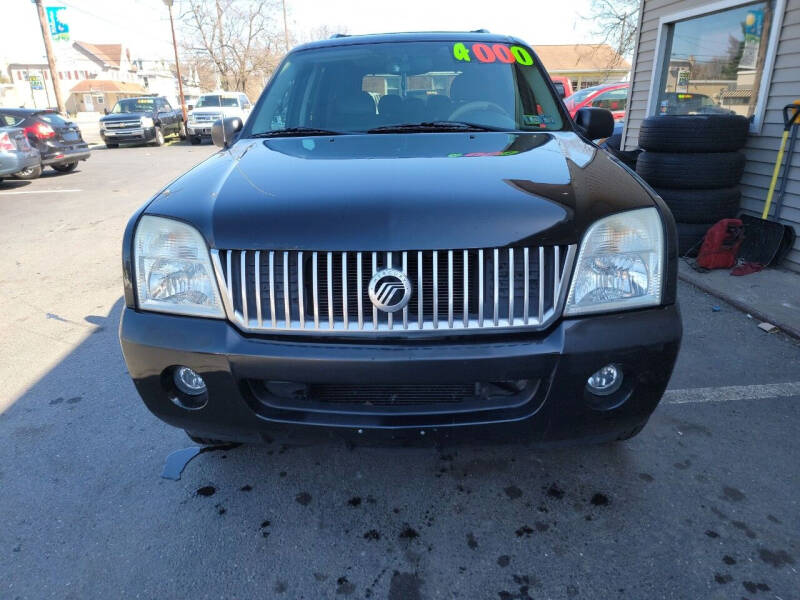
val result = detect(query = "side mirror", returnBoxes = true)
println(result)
[575,107,614,141]
[212,116,243,148]
[103,108,109,115]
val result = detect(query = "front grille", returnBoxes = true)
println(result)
[191,113,222,122]
[212,246,575,334]
[105,120,141,129]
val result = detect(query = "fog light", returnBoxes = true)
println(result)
[173,366,207,396]
[586,364,623,396]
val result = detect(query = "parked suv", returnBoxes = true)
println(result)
[119,32,681,446]
[0,109,90,179]
[186,92,251,144]
[99,96,185,148]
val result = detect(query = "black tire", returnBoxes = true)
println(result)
[106,142,119,148]
[190,135,201,145]
[12,164,42,180]
[637,151,745,189]
[614,421,648,441]
[655,187,741,224]
[677,222,715,256]
[51,161,78,173]
[152,127,165,146]
[639,114,749,153]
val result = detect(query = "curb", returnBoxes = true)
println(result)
[678,270,800,340]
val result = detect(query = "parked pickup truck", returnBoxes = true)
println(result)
[186,92,252,144]
[99,96,185,148]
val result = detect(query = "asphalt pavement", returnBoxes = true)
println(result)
[1,143,798,600]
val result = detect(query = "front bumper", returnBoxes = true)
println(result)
[101,127,156,144]
[187,123,213,137]
[120,304,682,445]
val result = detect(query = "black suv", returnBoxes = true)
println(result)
[119,32,681,446]
[99,96,185,147]
[0,109,90,179]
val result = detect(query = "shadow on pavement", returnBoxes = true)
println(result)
[1,295,798,599]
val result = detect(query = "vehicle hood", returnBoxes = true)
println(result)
[100,112,152,123]
[190,108,238,117]
[146,131,655,250]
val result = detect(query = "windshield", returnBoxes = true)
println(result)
[564,88,595,111]
[248,40,565,135]
[196,95,239,108]
[112,98,155,113]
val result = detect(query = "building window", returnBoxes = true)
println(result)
[654,0,782,130]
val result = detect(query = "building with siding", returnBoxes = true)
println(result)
[533,44,631,91]
[622,0,800,270]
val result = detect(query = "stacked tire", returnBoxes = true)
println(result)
[635,114,750,255]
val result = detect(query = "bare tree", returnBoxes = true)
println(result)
[586,0,640,61]
[180,0,284,95]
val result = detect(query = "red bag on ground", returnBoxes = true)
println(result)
[696,218,744,269]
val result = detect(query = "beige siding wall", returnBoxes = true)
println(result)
[625,0,800,270]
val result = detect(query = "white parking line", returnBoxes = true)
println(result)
[664,382,800,405]
[0,189,82,195]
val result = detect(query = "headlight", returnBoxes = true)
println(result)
[140,117,154,128]
[133,215,224,318]
[564,207,664,316]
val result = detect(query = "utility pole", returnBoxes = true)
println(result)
[282,0,290,52]
[33,0,66,113]
[163,0,187,122]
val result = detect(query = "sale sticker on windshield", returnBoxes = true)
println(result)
[453,43,533,65]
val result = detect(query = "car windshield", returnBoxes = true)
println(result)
[112,98,155,113]
[248,40,565,135]
[196,95,239,108]
[563,88,595,110]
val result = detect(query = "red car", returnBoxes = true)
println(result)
[564,82,628,121]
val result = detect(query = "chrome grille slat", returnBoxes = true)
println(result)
[212,244,575,334]
[297,251,304,328]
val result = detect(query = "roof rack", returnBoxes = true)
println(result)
[470,29,490,33]
[329,33,350,38]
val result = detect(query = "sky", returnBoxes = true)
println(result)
[1,0,598,64]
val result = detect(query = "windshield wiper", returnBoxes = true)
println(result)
[251,127,345,138]
[367,121,504,133]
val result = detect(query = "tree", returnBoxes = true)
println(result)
[586,0,640,61]
[180,0,284,95]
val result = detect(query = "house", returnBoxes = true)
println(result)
[622,0,800,272]
[533,44,631,91]
[4,41,154,115]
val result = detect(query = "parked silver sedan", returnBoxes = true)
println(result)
[0,126,40,183]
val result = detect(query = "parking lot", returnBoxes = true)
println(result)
[1,143,799,599]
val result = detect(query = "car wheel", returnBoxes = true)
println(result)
[639,114,749,153]
[178,122,187,140]
[636,151,745,189]
[655,187,741,224]
[152,127,165,146]
[12,164,42,180]
[189,135,201,145]
[51,161,78,173]
[614,421,648,441]
[106,142,119,149]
